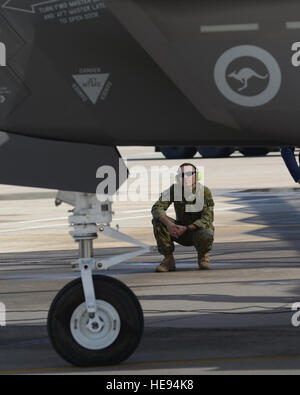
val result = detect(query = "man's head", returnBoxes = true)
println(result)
[177,163,197,190]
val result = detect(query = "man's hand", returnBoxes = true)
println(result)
[167,223,187,239]
[158,215,187,239]
[175,225,188,238]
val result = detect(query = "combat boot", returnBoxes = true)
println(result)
[198,253,210,270]
[156,254,176,273]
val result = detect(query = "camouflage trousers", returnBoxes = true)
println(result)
[152,216,214,257]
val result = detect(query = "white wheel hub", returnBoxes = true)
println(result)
[70,300,121,350]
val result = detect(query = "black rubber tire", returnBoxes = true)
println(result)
[47,275,144,367]
[197,146,235,158]
[238,147,270,157]
[160,146,197,159]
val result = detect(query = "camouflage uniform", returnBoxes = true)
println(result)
[152,183,214,257]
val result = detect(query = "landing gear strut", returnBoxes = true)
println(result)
[47,192,151,367]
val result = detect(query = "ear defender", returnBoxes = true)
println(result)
[197,170,202,182]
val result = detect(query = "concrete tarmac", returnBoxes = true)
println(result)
[0,147,300,375]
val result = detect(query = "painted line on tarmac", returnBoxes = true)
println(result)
[0,195,294,233]
[0,224,68,233]
[0,195,286,225]
[0,217,68,227]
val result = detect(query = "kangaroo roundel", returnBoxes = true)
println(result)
[214,45,281,107]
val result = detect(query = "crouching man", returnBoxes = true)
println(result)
[152,163,215,273]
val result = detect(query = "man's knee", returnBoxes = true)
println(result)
[194,228,214,242]
[152,219,175,256]
[153,218,172,243]
[152,218,168,236]
[193,228,214,252]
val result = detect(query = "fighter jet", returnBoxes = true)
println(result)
[0,0,298,366]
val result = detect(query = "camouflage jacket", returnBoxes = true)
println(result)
[151,183,215,230]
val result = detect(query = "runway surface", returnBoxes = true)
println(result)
[1,147,300,375]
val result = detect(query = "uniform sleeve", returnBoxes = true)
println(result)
[151,185,174,220]
[281,146,300,183]
[192,187,214,229]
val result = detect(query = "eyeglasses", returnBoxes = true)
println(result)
[179,171,196,178]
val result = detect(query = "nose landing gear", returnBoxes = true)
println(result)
[47,192,149,367]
